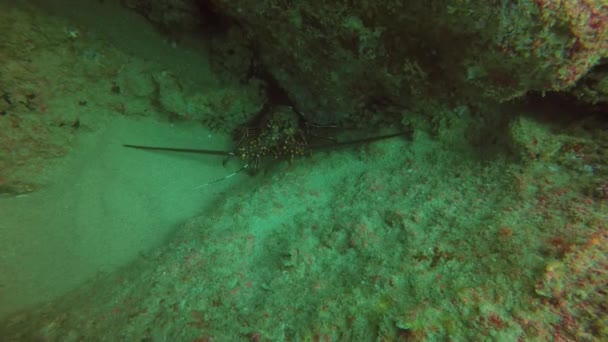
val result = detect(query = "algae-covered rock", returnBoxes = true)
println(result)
[535,230,608,340]
[126,0,608,125]
[572,62,608,105]
[121,0,203,36]
[151,70,264,129]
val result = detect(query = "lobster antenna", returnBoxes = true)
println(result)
[309,130,410,150]
[195,164,249,189]
[123,144,231,156]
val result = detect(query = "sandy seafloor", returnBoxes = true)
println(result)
[1,0,607,341]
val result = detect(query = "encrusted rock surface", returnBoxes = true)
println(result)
[120,0,203,36]
[125,0,608,124]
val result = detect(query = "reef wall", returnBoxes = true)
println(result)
[124,0,608,124]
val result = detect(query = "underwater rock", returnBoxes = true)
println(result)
[125,1,608,124]
[120,0,203,36]
[571,61,608,105]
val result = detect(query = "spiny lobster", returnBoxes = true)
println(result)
[124,105,411,186]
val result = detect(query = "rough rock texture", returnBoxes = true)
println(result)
[572,61,608,104]
[535,229,608,339]
[207,0,608,123]
[125,0,608,125]
[120,0,203,36]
